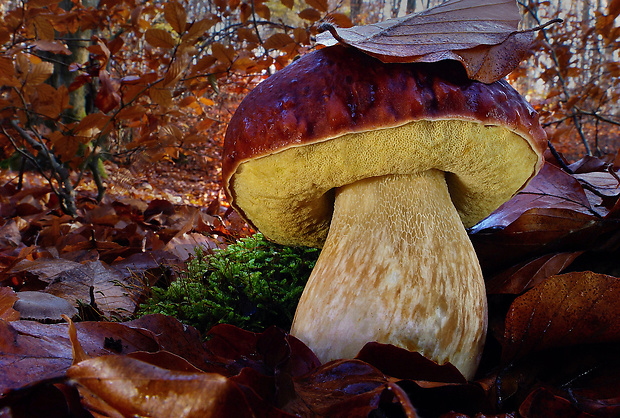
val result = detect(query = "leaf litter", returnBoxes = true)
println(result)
[0,148,619,416]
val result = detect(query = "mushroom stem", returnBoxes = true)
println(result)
[290,169,487,380]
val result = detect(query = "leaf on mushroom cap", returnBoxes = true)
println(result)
[316,0,540,83]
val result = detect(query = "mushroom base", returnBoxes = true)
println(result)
[290,170,487,380]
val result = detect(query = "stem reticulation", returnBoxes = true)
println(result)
[290,169,487,380]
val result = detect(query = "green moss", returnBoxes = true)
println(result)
[137,233,320,335]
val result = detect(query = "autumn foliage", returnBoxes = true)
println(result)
[0,0,344,214]
[512,0,620,160]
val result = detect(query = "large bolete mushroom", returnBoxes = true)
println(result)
[222,46,546,379]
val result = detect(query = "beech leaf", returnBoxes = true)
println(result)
[316,0,546,83]
[67,355,254,417]
[502,271,620,362]
[145,28,176,49]
[164,0,187,34]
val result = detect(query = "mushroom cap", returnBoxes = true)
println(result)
[223,45,546,248]
[13,291,78,323]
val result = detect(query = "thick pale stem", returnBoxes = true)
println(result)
[290,170,487,379]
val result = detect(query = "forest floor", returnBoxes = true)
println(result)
[1,144,620,416]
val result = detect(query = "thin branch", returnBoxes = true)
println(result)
[8,120,77,215]
[520,1,592,156]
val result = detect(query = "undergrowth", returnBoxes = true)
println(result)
[137,233,320,335]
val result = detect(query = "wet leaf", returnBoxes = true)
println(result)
[204,324,321,378]
[8,258,139,317]
[316,0,537,83]
[125,314,212,371]
[0,315,193,393]
[503,271,620,362]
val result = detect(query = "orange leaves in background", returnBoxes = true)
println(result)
[163,1,187,35]
[1,0,331,213]
[144,28,177,49]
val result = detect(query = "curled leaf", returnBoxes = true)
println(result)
[316,0,558,83]
[62,314,89,365]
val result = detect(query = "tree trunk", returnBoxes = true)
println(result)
[406,0,417,13]
[350,0,364,23]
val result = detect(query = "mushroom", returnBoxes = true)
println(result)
[222,46,546,379]
[13,291,78,323]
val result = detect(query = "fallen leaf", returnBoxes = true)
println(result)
[519,387,597,418]
[164,232,221,260]
[63,315,89,365]
[8,258,140,317]
[0,314,190,393]
[125,314,212,371]
[316,0,539,83]
[470,158,620,275]
[396,379,489,417]
[472,162,598,232]
[0,286,19,321]
[486,251,583,294]
[289,359,416,416]
[502,271,620,362]
[355,342,466,383]
[204,324,321,378]
[67,355,263,417]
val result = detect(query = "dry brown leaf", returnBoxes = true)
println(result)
[149,82,173,108]
[0,286,19,321]
[263,33,295,51]
[281,0,294,9]
[182,17,217,44]
[502,271,620,362]
[31,39,71,55]
[62,314,89,365]
[163,53,190,87]
[67,355,256,417]
[211,42,235,66]
[164,232,221,261]
[145,28,176,49]
[316,0,541,83]
[164,0,187,34]
[299,8,321,22]
[306,0,328,13]
[27,61,54,85]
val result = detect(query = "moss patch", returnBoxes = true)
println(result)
[138,233,319,335]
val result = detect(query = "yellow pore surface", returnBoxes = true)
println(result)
[230,119,539,248]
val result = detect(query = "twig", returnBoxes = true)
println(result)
[520,1,592,156]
